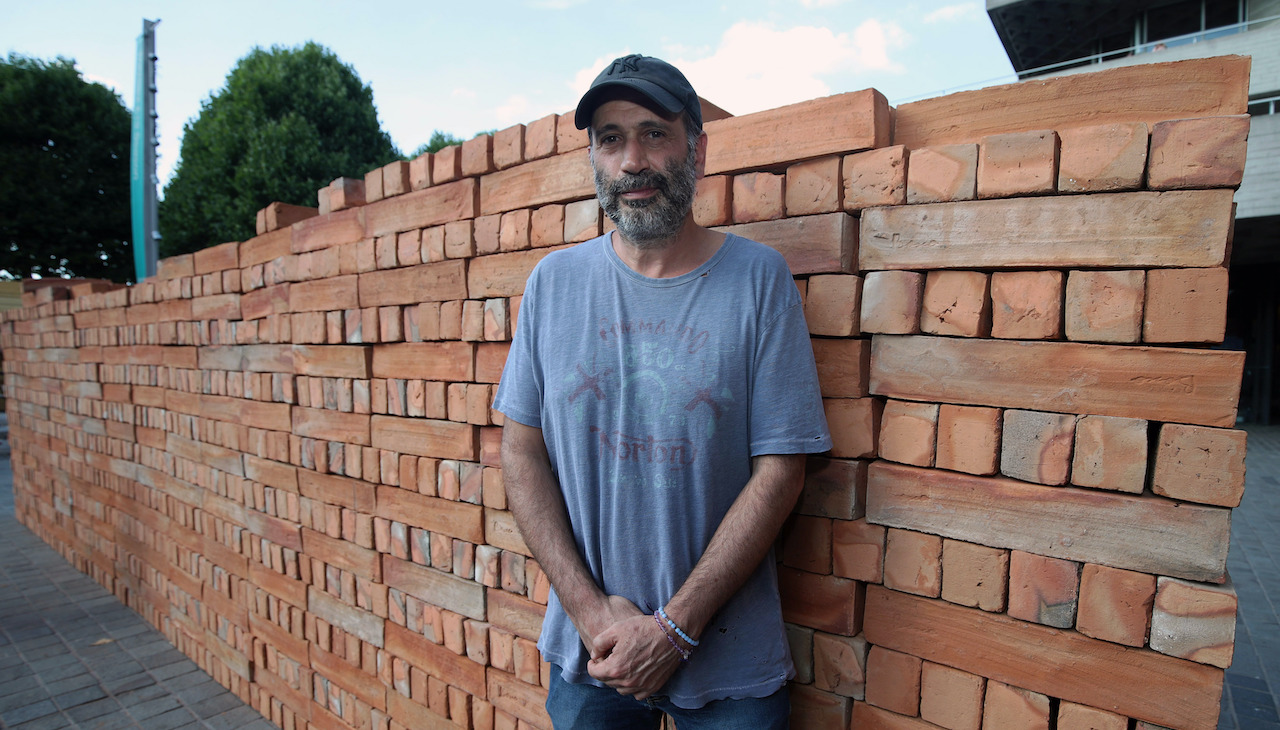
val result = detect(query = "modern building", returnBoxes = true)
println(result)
[987,0,1280,422]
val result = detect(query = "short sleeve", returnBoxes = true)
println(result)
[748,299,833,456]
[492,270,544,429]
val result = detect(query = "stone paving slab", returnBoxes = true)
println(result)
[0,452,276,730]
[3,424,1280,729]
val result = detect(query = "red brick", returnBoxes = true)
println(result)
[1058,122,1148,193]
[789,684,852,729]
[1070,415,1147,494]
[920,270,990,337]
[732,172,785,223]
[364,166,385,203]
[832,518,885,583]
[499,210,531,252]
[556,112,588,153]
[989,270,1063,340]
[906,144,976,204]
[1150,575,1238,668]
[977,129,1059,199]
[778,568,864,636]
[982,680,1049,730]
[1076,563,1156,647]
[1065,269,1145,343]
[811,338,870,398]
[563,200,600,243]
[940,539,1008,612]
[1148,115,1249,190]
[1057,701,1128,730]
[878,400,938,468]
[529,205,564,248]
[865,646,921,717]
[860,271,923,335]
[781,515,832,575]
[462,135,495,177]
[524,114,557,161]
[919,662,984,730]
[935,404,1001,477]
[1000,409,1076,486]
[1143,267,1229,344]
[433,145,461,184]
[409,153,432,191]
[1008,551,1080,628]
[813,632,868,698]
[1152,423,1246,507]
[693,175,732,227]
[843,145,906,211]
[786,156,841,216]
[824,397,882,459]
[470,214,500,257]
[329,177,366,211]
[883,528,941,598]
[383,161,410,197]
[444,220,474,260]
[804,275,861,336]
[493,125,525,170]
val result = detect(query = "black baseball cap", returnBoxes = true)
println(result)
[574,54,702,131]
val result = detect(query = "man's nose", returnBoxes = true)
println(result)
[620,138,648,174]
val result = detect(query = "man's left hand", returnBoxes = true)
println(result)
[586,612,683,699]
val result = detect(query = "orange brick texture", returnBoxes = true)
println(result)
[0,55,1250,730]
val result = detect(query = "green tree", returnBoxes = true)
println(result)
[409,130,465,159]
[0,54,133,282]
[160,42,399,257]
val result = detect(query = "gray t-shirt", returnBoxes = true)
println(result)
[493,232,832,708]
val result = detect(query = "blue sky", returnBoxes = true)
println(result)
[3,0,1016,188]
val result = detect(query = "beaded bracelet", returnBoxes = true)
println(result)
[657,606,699,647]
[653,612,691,663]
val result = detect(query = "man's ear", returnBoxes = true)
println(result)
[694,131,708,179]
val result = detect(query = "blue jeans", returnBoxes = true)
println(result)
[545,666,790,729]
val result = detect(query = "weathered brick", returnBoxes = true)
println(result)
[935,404,1001,477]
[906,144,977,204]
[786,156,841,216]
[804,275,861,336]
[878,400,938,468]
[732,172,785,223]
[1148,115,1249,190]
[1143,267,1229,344]
[1000,409,1076,486]
[1065,270,1145,343]
[824,397,882,459]
[843,145,906,211]
[865,646,922,717]
[693,175,732,227]
[1076,563,1156,648]
[860,271,923,335]
[977,129,1059,199]
[940,539,1008,612]
[1071,415,1148,494]
[1149,575,1237,668]
[920,270,990,337]
[1058,122,1148,193]
[989,270,1063,340]
[883,528,941,598]
[832,518,884,584]
[982,680,1050,730]
[1008,551,1080,628]
[813,632,868,698]
[920,662,985,730]
[1152,423,1246,508]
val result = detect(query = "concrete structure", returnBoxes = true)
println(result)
[987,0,1280,423]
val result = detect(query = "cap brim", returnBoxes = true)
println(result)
[574,78,685,130]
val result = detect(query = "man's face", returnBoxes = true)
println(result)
[589,99,701,248]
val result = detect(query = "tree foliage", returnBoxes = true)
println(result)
[410,130,464,159]
[159,42,399,257]
[0,54,133,282]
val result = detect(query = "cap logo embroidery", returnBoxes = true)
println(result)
[607,54,643,76]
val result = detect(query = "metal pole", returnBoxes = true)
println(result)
[130,19,159,282]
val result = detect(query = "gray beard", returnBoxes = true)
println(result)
[593,149,698,249]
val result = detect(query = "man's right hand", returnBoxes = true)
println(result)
[574,594,644,659]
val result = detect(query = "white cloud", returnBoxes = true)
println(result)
[924,2,981,23]
[494,94,533,126]
[673,20,906,115]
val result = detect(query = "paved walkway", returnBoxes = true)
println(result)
[1,425,1279,729]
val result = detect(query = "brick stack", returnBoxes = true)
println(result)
[0,54,1250,730]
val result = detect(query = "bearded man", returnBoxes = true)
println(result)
[493,54,831,729]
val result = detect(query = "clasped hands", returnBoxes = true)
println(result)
[579,595,687,700]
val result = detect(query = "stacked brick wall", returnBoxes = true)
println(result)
[0,55,1250,729]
